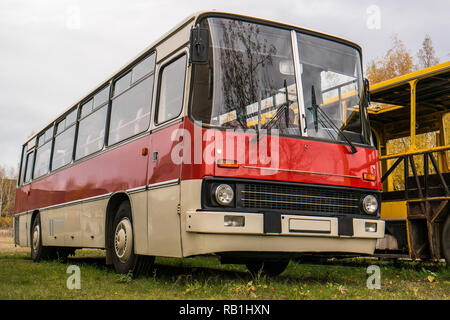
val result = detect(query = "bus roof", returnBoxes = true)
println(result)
[23,10,362,145]
[369,61,450,111]
[368,61,450,139]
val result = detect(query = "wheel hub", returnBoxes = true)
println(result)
[114,218,133,263]
[32,225,40,251]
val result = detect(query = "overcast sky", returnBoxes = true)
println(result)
[1,0,449,173]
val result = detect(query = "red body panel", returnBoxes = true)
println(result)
[14,117,380,214]
[148,122,185,185]
[14,135,150,214]
[181,118,381,190]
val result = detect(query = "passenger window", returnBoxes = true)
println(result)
[19,145,27,185]
[132,54,156,83]
[109,52,155,145]
[27,138,36,150]
[81,85,109,119]
[108,54,155,145]
[24,151,34,183]
[34,127,53,178]
[81,99,93,118]
[52,110,77,170]
[56,119,66,135]
[75,105,107,160]
[114,72,132,96]
[65,109,77,126]
[34,140,52,178]
[109,77,154,145]
[93,86,109,108]
[156,55,186,124]
[52,126,75,170]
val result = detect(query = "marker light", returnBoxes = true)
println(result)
[362,195,378,214]
[215,184,234,206]
[217,159,239,168]
[363,172,377,181]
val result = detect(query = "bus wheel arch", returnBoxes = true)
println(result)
[30,210,55,262]
[30,209,41,249]
[105,192,154,275]
[105,193,131,265]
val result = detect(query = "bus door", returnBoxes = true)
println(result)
[146,53,188,257]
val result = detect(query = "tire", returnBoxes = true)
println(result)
[246,260,290,277]
[442,213,450,264]
[31,213,56,262]
[111,201,154,276]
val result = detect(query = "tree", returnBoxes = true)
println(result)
[417,34,440,69]
[365,35,438,191]
[0,165,17,218]
[366,34,415,84]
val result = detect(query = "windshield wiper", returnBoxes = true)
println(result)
[309,85,358,154]
[251,80,292,143]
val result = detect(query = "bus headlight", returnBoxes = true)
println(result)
[214,184,234,206]
[362,195,378,214]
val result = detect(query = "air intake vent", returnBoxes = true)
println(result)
[238,182,361,215]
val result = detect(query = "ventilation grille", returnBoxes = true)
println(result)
[239,182,361,215]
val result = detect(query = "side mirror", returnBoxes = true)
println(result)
[190,25,209,64]
[362,78,372,145]
[364,78,371,103]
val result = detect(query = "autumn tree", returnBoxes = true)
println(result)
[365,35,440,191]
[417,34,440,69]
[0,165,17,219]
[366,34,415,84]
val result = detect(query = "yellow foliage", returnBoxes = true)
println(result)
[366,35,415,84]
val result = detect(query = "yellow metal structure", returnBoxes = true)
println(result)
[369,61,450,261]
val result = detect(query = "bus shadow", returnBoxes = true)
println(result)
[66,256,110,269]
[64,254,252,280]
[151,262,250,282]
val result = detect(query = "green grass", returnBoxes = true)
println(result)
[0,249,448,300]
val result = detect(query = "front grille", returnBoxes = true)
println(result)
[238,182,361,215]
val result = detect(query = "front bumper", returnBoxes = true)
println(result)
[187,210,385,239]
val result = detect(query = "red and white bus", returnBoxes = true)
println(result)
[14,11,384,276]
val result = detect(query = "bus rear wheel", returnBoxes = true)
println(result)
[111,201,154,276]
[246,260,289,277]
[442,214,450,264]
[31,213,55,262]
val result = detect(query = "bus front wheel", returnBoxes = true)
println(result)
[111,201,154,276]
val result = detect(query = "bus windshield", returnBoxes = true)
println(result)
[191,17,368,145]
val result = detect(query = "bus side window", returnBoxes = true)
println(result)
[155,55,187,124]
[109,52,155,146]
[34,127,53,179]
[24,151,35,183]
[19,145,27,186]
[75,106,107,160]
[52,113,76,171]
